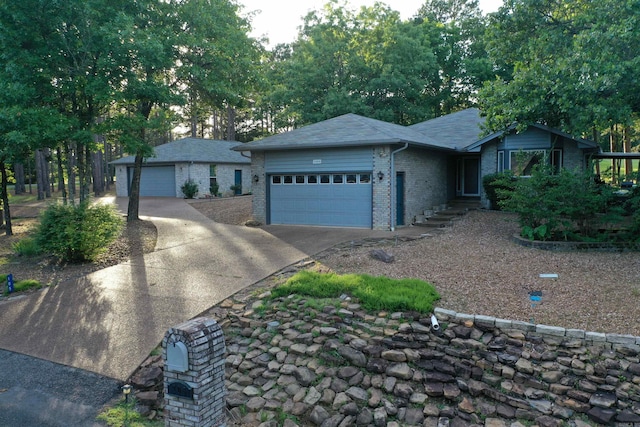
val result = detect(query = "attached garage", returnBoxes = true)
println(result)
[269,172,372,227]
[129,165,176,197]
[264,147,373,228]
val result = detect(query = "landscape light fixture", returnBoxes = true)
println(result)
[377,171,384,180]
[122,384,133,403]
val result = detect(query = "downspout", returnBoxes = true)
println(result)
[390,143,409,231]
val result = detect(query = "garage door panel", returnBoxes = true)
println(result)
[129,166,176,197]
[270,173,371,228]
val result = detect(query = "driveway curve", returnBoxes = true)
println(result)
[0,198,309,381]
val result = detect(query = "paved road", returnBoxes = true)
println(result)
[0,349,120,427]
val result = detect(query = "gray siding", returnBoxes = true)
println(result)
[503,127,551,150]
[265,148,373,173]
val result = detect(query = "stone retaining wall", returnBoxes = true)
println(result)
[432,307,640,425]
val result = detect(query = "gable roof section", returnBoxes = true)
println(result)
[464,123,599,152]
[409,108,485,150]
[110,138,250,165]
[232,113,454,152]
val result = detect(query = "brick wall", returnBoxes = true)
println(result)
[395,148,449,225]
[480,142,498,209]
[372,146,391,230]
[115,165,128,197]
[250,152,266,224]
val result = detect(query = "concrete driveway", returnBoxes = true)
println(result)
[0,198,315,381]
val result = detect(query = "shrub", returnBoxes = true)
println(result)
[230,184,242,195]
[12,237,42,256]
[482,171,517,210]
[501,165,622,241]
[181,179,198,199]
[210,182,219,197]
[35,202,123,262]
[272,271,440,314]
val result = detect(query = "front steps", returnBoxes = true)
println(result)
[413,198,481,228]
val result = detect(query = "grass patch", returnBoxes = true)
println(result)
[1,275,43,296]
[97,399,162,427]
[271,271,439,314]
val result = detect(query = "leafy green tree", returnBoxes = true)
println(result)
[480,0,640,136]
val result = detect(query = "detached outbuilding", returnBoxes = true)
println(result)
[233,109,600,230]
[111,138,251,198]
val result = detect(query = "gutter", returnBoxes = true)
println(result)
[390,143,409,231]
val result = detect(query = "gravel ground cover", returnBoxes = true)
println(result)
[317,210,640,336]
[191,196,640,336]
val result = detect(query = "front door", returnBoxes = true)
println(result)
[234,170,242,195]
[457,158,480,196]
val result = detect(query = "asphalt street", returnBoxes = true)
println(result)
[0,349,120,427]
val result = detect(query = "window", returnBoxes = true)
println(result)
[272,176,281,184]
[359,174,371,183]
[333,174,343,184]
[320,174,330,184]
[295,175,305,184]
[346,174,357,183]
[497,151,505,173]
[509,149,563,176]
[307,175,317,184]
[283,175,293,184]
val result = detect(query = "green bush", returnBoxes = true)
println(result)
[501,165,623,241]
[482,171,517,210]
[210,182,219,197]
[12,237,42,256]
[35,202,123,262]
[272,271,440,314]
[181,179,198,199]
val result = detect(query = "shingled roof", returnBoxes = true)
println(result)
[232,113,455,152]
[111,138,250,165]
[409,108,485,151]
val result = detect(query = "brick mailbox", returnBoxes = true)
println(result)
[163,317,226,427]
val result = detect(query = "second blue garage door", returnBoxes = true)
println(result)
[269,172,372,228]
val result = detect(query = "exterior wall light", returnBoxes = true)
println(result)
[377,171,384,180]
[253,174,259,183]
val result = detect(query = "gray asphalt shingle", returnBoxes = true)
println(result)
[110,138,249,165]
[409,108,485,150]
[232,113,454,152]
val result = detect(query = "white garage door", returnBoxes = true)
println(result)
[269,173,372,228]
[129,166,176,197]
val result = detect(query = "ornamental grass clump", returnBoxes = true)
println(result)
[35,202,123,263]
[272,271,440,314]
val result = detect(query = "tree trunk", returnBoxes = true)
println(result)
[92,150,104,196]
[44,148,52,198]
[212,110,220,139]
[35,149,46,200]
[77,141,86,203]
[226,105,236,141]
[57,147,67,203]
[13,163,25,194]
[127,152,143,222]
[1,160,13,235]
[66,143,76,204]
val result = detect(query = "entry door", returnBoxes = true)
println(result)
[234,170,242,195]
[396,172,405,226]
[459,158,480,196]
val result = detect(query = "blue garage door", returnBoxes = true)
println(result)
[129,166,176,197]
[269,173,372,228]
